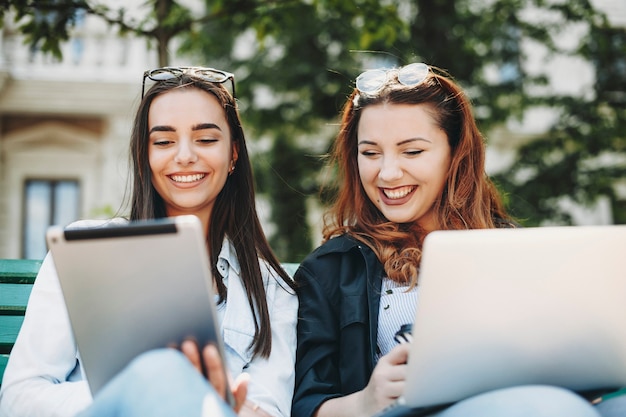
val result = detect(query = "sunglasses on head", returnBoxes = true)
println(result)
[141,66,236,99]
[355,62,429,95]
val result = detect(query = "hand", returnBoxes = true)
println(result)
[238,400,274,417]
[360,343,409,415]
[181,340,249,413]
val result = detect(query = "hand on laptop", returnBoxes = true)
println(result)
[181,340,249,413]
[361,343,410,415]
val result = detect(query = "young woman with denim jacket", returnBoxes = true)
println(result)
[0,68,297,417]
[291,63,603,417]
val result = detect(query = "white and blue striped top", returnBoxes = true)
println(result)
[376,276,419,360]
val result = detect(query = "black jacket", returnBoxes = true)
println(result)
[292,234,385,417]
[291,220,519,417]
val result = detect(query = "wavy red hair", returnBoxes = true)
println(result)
[322,66,511,285]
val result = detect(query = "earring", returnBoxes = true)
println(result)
[229,161,235,175]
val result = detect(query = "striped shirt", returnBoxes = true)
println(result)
[376,277,419,360]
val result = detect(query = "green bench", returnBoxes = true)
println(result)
[0,259,42,388]
[0,259,300,388]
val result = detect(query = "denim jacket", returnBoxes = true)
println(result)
[0,219,297,417]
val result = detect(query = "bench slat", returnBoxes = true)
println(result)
[0,259,41,284]
[0,283,33,315]
[0,316,25,354]
[0,260,40,385]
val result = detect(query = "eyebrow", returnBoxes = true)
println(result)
[357,137,432,146]
[149,123,222,134]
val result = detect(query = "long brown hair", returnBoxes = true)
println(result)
[323,65,511,285]
[129,73,294,358]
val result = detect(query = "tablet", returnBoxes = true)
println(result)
[46,215,231,399]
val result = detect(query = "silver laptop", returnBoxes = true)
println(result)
[401,225,626,410]
[46,215,231,400]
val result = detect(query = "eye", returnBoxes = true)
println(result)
[404,149,424,156]
[359,148,380,157]
[152,138,174,146]
[197,138,219,144]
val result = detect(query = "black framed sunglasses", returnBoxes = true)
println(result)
[355,62,429,95]
[141,66,236,99]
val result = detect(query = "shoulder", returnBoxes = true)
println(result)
[304,234,364,260]
[262,260,297,296]
[221,238,296,297]
[295,234,378,289]
[297,235,359,274]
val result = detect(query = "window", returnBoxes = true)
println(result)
[23,180,80,259]
[591,27,626,105]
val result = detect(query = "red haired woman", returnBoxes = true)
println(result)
[292,63,603,417]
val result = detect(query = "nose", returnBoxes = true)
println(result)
[174,140,198,165]
[378,156,403,182]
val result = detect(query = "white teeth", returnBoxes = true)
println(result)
[170,174,205,183]
[383,186,415,199]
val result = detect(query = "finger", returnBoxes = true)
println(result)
[181,339,203,374]
[386,379,406,399]
[241,400,273,417]
[231,373,250,412]
[203,344,226,398]
[386,343,410,365]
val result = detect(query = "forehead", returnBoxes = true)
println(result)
[148,88,228,127]
[357,102,445,144]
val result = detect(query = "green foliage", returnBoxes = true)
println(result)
[5,0,625,259]
[1,0,93,59]
[176,0,412,260]
[188,0,624,256]
[493,10,626,226]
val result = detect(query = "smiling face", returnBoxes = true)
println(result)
[148,88,237,228]
[357,102,451,232]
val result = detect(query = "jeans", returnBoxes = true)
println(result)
[78,348,622,417]
[434,385,601,417]
[77,349,235,417]
[595,391,626,417]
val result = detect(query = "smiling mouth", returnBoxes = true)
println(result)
[170,174,206,183]
[382,186,416,199]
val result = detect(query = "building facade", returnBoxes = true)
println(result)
[0,10,157,259]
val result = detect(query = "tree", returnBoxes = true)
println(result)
[180,0,409,261]
[487,4,626,225]
[2,0,230,67]
[4,0,624,261]
[186,0,625,256]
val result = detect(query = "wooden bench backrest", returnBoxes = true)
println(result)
[0,259,41,386]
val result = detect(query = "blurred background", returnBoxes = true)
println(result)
[0,0,624,262]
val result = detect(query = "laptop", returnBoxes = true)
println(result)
[46,215,232,401]
[389,225,626,414]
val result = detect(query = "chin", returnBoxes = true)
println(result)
[382,214,414,224]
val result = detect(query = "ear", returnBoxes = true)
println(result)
[231,141,239,166]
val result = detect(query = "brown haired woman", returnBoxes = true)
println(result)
[0,67,296,417]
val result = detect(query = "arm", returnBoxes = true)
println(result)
[292,263,344,417]
[0,253,91,417]
[220,260,298,417]
[293,253,409,417]
[315,344,410,417]
[241,269,298,417]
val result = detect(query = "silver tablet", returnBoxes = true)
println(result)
[46,215,232,402]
